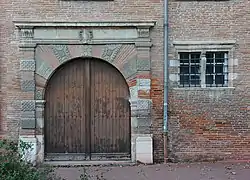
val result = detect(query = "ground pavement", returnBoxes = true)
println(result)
[55,161,250,180]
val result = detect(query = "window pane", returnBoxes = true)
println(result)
[180,75,189,85]
[206,64,214,74]
[190,53,200,63]
[190,75,200,85]
[215,64,223,73]
[215,75,224,84]
[180,53,189,63]
[180,65,189,74]
[215,52,226,63]
[206,52,214,63]
[206,75,213,84]
[191,65,200,74]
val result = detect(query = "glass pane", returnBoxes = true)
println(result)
[206,64,214,74]
[215,75,224,84]
[190,79,200,85]
[190,75,200,85]
[191,65,200,74]
[215,64,223,73]
[206,75,213,84]
[215,52,226,63]
[180,75,189,85]
[180,65,189,74]
[191,53,200,63]
[206,52,214,63]
[179,53,189,63]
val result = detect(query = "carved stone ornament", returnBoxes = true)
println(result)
[20,28,34,40]
[79,29,93,43]
[137,28,150,38]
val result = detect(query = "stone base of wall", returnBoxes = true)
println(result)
[19,134,153,165]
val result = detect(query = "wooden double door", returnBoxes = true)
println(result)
[44,58,131,160]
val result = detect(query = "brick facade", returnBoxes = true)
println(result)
[1,0,250,164]
[0,0,164,163]
[168,1,250,162]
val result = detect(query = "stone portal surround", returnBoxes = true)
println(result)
[15,21,155,164]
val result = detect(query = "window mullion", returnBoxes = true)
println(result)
[224,52,228,86]
[200,52,206,88]
[213,52,216,86]
[188,53,190,87]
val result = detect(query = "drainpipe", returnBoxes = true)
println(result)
[163,0,169,163]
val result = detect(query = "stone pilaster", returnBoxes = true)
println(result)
[131,27,152,135]
[35,100,45,163]
[18,26,36,130]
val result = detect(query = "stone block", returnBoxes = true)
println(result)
[101,44,122,63]
[21,71,35,80]
[169,59,179,67]
[129,86,138,99]
[133,126,151,134]
[35,89,43,100]
[93,29,137,39]
[137,117,151,127]
[122,59,137,78]
[36,118,44,129]
[21,118,36,129]
[21,111,35,118]
[21,100,36,111]
[36,60,53,79]
[136,136,153,164]
[137,99,152,110]
[36,135,44,163]
[81,45,92,57]
[19,136,37,166]
[137,59,150,71]
[137,79,151,86]
[131,117,138,128]
[21,80,35,92]
[20,60,35,71]
[169,74,179,82]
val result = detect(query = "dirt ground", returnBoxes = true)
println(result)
[54,161,250,180]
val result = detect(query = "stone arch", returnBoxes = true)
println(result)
[43,57,131,100]
[35,44,137,100]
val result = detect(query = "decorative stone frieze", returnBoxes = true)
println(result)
[101,44,122,63]
[20,28,34,40]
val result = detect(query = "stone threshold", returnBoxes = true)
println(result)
[43,160,135,167]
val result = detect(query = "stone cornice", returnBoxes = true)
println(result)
[173,40,236,51]
[173,40,236,46]
[13,21,156,28]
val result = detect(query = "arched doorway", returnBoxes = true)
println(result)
[44,58,131,161]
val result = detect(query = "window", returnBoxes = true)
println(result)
[205,52,228,87]
[179,52,201,87]
[179,51,228,87]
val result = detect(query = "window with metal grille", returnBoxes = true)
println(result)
[179,51,228,88]
[179,52,201,87]
[205,52,228,87]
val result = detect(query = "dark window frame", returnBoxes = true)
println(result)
[178,51,228,88]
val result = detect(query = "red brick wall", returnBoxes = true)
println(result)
[168,1,250,162]
[0,0,164,161]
